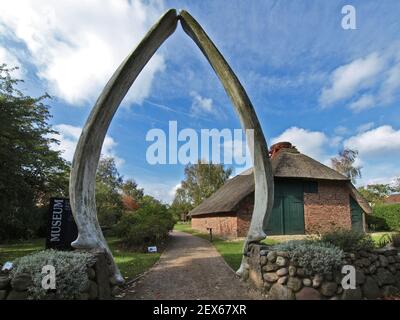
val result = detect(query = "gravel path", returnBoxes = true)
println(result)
[121,231,263,300]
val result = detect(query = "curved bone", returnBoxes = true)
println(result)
[178,10,274,276]
[69,9,178,284]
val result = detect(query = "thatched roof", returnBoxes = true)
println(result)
[189,146,371,216]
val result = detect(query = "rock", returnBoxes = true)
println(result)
[295,287,321,300]
[330,296,340,300]
[78,292,90,300]
[88,281,98,300]
[303,278,312,287]
[376,268,395,286]
[362,277,381,300]
[356,258,370,267]
[387,256,396,264]
[276,268,288,277]
[0,290,7,300]
[341,287,362,300]
[276,256,287,267]
[288,266,296,277]
[263,263,279,272]
[312,274,323,288]
[287,277,302,292]
[111,285,122,296]
[277,276,288,285]
[276,251,289,258]
[320,282,338,297]
[296,268,305,277]
[356,270,366,285]
[11,273,32,292]
[87,268,96,280]
[324,272,333,281]
[0,275,10,290]
[395,263,400,270]
[359,250,369,258]
[260,256,268,266]
[336,286,343,295]
[389,266,397,274]
[368,264,377,274]
[369,254,378,262]
[383,249,397,256]
[260,250,268,256]
[379,255,389,267]
[263,272,279,283]
[268,283,295,300]
[267,251,277,263]
[6,290,28,300]
[334,271,343,284]
[382,285,399,297]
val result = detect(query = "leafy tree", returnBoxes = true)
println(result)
[0,64,70,240]
[331,148,362,184]
[174,160,232,211]
[358,184,393,206]
[170,188,193,221]
[95,156,124,227]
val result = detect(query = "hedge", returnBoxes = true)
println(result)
[369,203,400,231]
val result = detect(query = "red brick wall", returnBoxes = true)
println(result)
[304,180,352,234]
[191,213,238,238]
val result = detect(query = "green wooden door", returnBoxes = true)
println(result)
[283,182,305,235]
[264,180,305,235]
[350,196,364,232]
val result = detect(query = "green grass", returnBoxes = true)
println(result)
[0,237,160,281]
[174,222,278,271]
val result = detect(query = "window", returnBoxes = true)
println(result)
[304,181,318,193]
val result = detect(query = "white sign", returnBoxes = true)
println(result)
[1,261,13,271]
[148,246,157,253]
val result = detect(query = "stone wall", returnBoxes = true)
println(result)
[191,213,238,238]
[246,244,400,300]
[304,180,352,234]
[0,249,121,300]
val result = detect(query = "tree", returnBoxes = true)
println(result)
[95,156,124,228]
[174,160,232,214]
[0,64,70,240]
[358,184,393,206]
[170,187,193,221]
[331,148,362,184]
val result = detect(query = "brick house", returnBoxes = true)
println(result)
[189,142,371,238]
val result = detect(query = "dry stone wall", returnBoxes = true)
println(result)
[247,244,400,300]
[0,250,121,300]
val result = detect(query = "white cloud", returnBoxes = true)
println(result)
[0,46,23,77]
[320,53,384,107]
[344,125,400,157]
[190,91,214,115]
[139,181,179,204]
[349,94,375,112]
[271,127,331,162]
[334,125,348,136]
[0,0,164,105]
[356,122,375,133]
[50,124,124,167]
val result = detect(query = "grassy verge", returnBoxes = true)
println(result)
[174,222,278,271]
[0,237,160,281]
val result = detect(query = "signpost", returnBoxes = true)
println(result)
[45,198,78,250]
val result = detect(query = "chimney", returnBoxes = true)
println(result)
[269,141,296,159]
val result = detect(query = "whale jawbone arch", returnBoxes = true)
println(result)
[69,9,274,283]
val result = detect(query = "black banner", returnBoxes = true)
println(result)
[45,198,78,250]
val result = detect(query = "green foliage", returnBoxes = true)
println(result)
[95,157,124,227]
[321,229,375,251]
[10,249,95,300]
[114,196,175,250]
[331,148,362,184]
[0,64,70,240]
[172,160,232,220]
[376,233,400,248]
[322,230,374,251]
[358,184,394,206]
[371,203,400,231]
[273,240,344,275]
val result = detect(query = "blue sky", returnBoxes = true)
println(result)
[1,0,400,202]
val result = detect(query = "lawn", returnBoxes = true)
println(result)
[0,237,160,281]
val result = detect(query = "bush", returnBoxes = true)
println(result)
[366,215,390,232]
[10,250,95,300]
[371,204,400,231]
[114,198,175,250]
[321,229,375,252]
[273,240,344,275]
